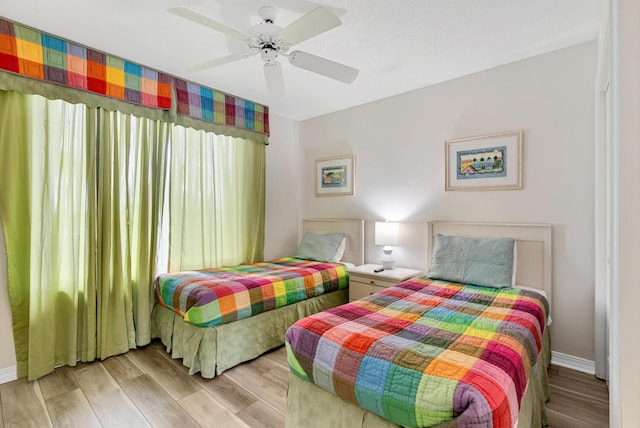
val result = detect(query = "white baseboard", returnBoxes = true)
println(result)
[0,365,17,384]
[551,351,596,375]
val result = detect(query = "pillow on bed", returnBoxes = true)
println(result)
[331,235,347,262]
[296,233,347,263]
[427,234,516,288]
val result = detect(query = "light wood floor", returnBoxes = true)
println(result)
[0,341,609,427]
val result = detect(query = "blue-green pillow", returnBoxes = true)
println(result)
[427,234,515,288]
[295,233,346,262]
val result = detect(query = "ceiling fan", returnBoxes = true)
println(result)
[168,5,359,96]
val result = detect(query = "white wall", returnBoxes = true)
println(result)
[296,42,598,362]
[264,113,302,260]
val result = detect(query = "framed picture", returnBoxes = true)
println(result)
[445,130,523,191]
[316,155,355,196]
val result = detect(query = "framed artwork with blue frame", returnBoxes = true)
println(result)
[445,130,523,191]
[316,155,355,196]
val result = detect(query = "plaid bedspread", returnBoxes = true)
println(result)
[285,277,549,428]
[155,258,348,327]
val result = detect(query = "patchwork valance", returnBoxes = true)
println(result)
[174,78,269,135]
[0,17,269,139]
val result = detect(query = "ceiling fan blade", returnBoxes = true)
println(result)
[264,63,285,97]
[186,53,252,72]
[168,7,250,42]
[288,51,358,83]
[277,7,341,46]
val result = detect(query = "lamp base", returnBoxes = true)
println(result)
[380,246,395,270]
[380,260,395,270]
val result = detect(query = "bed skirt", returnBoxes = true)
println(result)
[151,289,348,378]
[285,326,551,428]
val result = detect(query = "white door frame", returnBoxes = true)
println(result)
[594,0,619,426]
[594,1,611,382]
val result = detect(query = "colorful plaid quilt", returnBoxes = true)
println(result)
[285,277,549,428]
[155,258,348,327]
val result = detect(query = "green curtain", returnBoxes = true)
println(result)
[0,88,265,380]
[168,126,265,271]
[0,91,34,377]
[0,90,169,379]
[95,110,169,353]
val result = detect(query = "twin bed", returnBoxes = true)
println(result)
[151,219,552,428]
[286,222,552,428]
[150,218,364,378]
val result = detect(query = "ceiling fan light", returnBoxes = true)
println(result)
[260,46,278,64]
[288,51,358,84]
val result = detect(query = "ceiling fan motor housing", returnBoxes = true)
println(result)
[248,18,289,65]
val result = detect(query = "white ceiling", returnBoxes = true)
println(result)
[3,0,602,121]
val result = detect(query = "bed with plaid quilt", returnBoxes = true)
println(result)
[285,277,549,428]
[155,257,349,327]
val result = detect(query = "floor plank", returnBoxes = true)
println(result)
[547,409,599,428]
[551,366,609,400]
[38,366,79,401]
[223,363,287,416]
[73,362,151,427]
[245,355,282,375]
[102,352,145,384]
[178,389,250,428]
[257,366,289,391]
[236,400,286,428]
[196,374,258,414]
[262,347,288,369]
[120,374,201,428]
[546,383,609,427]
[245,356,289,390]
[45,388,101,428]
[127,345,200,401]
[0,379,52,427]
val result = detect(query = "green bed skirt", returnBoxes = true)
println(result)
[286,325,551,428]
[151,289,348,378]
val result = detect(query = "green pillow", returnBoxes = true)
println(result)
[295,233,346,262]
[427,234,515,288]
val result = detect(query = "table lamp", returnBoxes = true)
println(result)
[375,221,399,269]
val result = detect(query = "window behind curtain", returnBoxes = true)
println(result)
[164,125,266,272]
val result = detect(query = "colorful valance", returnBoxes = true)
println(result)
[0,17,269,137]
[174,78,269,135]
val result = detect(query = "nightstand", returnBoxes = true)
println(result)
[348,264,422,302]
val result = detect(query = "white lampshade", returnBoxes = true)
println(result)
[375,221,399,269]
[375,221,399,246]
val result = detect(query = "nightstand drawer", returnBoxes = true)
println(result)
[349,281,386,301]
[347,264,422,302]
[351,276,398,289]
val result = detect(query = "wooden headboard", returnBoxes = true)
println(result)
[302,219,365,266]
[427,222,552,304]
